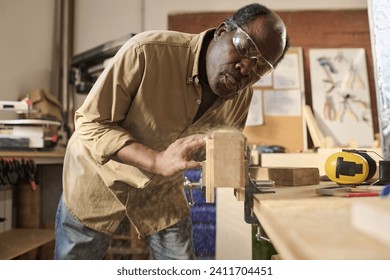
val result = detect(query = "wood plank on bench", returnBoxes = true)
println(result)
[0,229,54,260]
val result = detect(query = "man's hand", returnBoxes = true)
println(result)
[116,134,208,177]
[154,134,207,176]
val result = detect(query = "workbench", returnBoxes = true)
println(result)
[0,229,54,259]
[253,182,390,260]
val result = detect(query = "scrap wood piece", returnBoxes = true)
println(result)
[351,199,390,247]
[249,166,320,186]
[204,129,245,203]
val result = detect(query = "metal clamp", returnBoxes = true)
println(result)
[244,176,275,243]
[184,176,202,206]
[255,222,272,243]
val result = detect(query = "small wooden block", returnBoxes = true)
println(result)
[204,129,245,203]
[249,166,320,186]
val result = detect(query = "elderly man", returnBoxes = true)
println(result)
[54,3,289,260]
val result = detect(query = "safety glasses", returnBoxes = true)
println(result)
[232,23,274,77]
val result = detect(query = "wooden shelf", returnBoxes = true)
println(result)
[0,147,65,165]
[0,228,54,260]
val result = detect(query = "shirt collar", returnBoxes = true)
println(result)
[188,28,216,84]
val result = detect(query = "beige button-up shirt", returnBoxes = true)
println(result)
[63,29,253,237]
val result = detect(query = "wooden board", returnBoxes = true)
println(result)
[0,228,54,260]
[249,166,320,186]
[268,167,319,186]
[351,199,390,246]
[204,129,245,203]
[253,182,390,259]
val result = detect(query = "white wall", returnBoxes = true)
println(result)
[73,0,143,55]
[0,0,55,102]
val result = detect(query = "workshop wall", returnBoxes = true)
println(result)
[0,0,55,102]
[0,0,373,261]
[71,1,368,111]
[73,0,143,55]
[0,0,368,109]
[144,0,367,30]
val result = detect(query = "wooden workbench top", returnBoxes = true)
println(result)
[0,229,54,260]
[253,182,390,260]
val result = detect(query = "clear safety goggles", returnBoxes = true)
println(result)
[232,23,274,77]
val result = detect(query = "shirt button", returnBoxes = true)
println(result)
[196,99,201,104]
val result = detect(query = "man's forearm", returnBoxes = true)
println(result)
[116,142,159,174]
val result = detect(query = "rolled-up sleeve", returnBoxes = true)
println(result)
[74,40,145,164]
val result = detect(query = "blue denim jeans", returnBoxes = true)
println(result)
[146,217,196,260]
[54,195,196,260]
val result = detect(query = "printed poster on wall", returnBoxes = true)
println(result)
[245,89,263,126]
[309,48,374,147]
[246,50,304,126]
